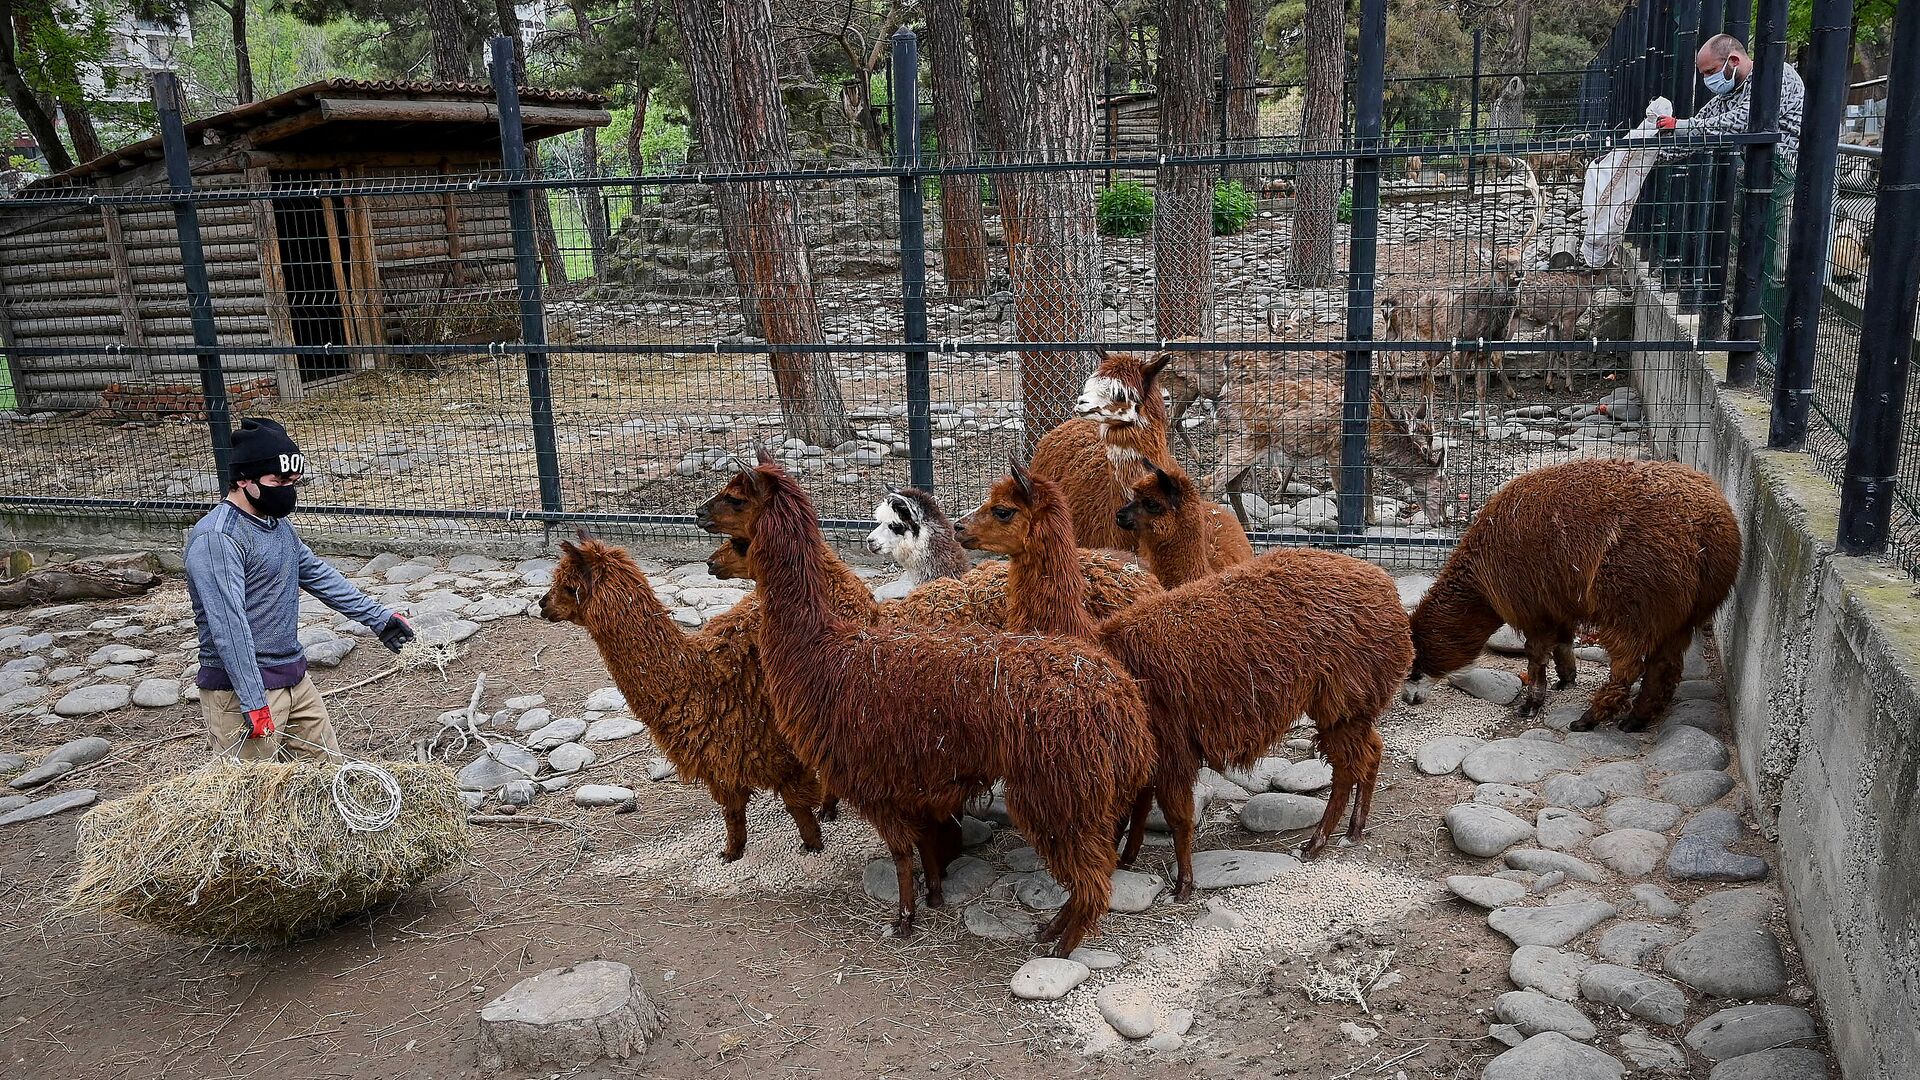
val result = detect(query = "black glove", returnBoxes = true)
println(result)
[378,612,415,653]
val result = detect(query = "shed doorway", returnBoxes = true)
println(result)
[270,169,382,384]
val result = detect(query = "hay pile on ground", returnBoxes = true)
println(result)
[69,760,470,946]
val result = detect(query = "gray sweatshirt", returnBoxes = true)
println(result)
[185,500,393,711]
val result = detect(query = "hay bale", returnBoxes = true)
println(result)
[69,760,469,945]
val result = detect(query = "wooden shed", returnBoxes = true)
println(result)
[0,79,608,413]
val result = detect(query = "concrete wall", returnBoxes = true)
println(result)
[1634,286,1920,1080]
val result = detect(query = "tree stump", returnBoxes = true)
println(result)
[477,960,660,1072]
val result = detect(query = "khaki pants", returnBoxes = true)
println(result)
[202,674,339,761]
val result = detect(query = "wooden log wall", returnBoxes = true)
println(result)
[361,163,518,344]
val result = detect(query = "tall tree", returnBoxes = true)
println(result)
[423,0,471,79]
[0,0,70,172]
[203,0,256,102]
[1510,0,1532,70]
[925,0,989,298]
[1155,0,1214,338]
[1289,0,1344,285]
[565,0,610,278]
[968,0,1106,444]
[1224,0,1261,175]
[673,0,851,446]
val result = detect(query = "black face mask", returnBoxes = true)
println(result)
[247,481,297,518]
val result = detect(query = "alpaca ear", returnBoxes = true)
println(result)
[1008,453,1035,501]
[559,539,580,557]
[1142,351,1174,389]
[575,525,593,545]
[1146,461,1185,512]
[753,443,776,468]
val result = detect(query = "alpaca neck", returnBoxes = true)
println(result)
[1007,500,1097,639]
[579,570,700,746]
[1139,510,1215,587]
[1410,566,1503,677]
[750,497,842,648]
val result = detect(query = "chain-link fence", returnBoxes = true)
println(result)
[0,10,1874,572]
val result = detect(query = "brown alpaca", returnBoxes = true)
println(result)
[705,537,1161,631]
[1405,458,1741,730]
[699,452,1156,955]
[539,531,834,861]
[1108,461,1413,895]
[1028,350,1253,581]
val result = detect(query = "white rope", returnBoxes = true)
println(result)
[330,760,403,833]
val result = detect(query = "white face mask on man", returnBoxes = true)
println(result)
[1704,59,1739,95]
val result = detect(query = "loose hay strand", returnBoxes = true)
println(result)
[67,760,470,946]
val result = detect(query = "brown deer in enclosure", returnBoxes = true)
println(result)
[1375,159,1544,427]
[1404,459,1741,730]
[702,453,1154,954]
[1512,268,1629,392]
[1209,370,1449,529]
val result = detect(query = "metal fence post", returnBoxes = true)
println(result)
[491,36,563,515]
[1836,0,1920,555]
[1692,0,1736,323]
[151,71,233,490]
[1664,0,1700,291]
[1338,0,1387,537]
[1769,0,1853,449]
[892,28,934,492]
[1466,30,1482,198]
[1725,0,1786,385]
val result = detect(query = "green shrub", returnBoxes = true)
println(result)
[1097,181,1155,237]
[1211,180,1256,236]
[1337,187,1354,225]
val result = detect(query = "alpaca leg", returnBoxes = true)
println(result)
[1571,639,1648,731]
[919,815,963,908]
[715,785,751,863]
[1622,627,1692,732]
[872,819,922,938]
[1117,787,1154,869]
[1518,634,1556,717]
[780,785,826,853]
[1344,727,1386,844]
[1158,774,1201,902]
[819,795,840,822]
[1553,635,1578,689]
[1303,756,1356,859]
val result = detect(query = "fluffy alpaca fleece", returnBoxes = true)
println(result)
[1406,458,1741,730]
[1102,461,1414,895]
[1028,350,1252,583]
[1210,376,1449,529]
[865,488,970,589]
[705,536,1160,631]
[539,533,833,861]
[700,453,1156,955]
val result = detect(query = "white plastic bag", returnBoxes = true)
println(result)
[1581,97,1675,268]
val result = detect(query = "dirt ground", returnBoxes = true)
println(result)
[0,551,1825,1080]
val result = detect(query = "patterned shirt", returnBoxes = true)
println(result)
[1662,61,1804,162]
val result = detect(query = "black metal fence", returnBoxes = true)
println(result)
[1,0,1914,578]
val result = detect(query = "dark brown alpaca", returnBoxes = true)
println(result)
[698,453,1155,955]
[1028,350,1253,582]
[1104,461,1414,895]
[539,531,834,860]
[1405,458,1741,730]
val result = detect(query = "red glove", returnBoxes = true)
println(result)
[246,706,276,739]
[1656,116,1678,132]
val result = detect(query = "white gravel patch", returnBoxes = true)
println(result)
[591,794,884,897]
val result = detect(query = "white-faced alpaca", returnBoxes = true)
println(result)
[866,488,970,595]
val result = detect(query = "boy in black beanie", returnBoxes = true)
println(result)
[184,418,415,759]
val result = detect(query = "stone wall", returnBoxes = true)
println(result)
[1632,274,1920,1080]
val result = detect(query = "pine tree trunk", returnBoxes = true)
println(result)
[1511,0,1533,70]
[1223,0,1260,177]
[58,96,101,162]
[0,0,71,172]
[1290,0,1345,286]
[424,0,470,81]
[229,0,255,103]
[967,0,1105,446]
[628,82,650,202]
[926,0,990,298]
[568,0,611,278]
[1155,0,1215,339]
[674,0,851,447]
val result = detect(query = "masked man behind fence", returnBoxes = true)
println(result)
[1655,33,1805,364]
[184,418,415,760]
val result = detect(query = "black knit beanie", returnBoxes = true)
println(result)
[230,418,305,481]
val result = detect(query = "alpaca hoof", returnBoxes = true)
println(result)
[887,916,916,939]
[801,840,824,854]
[818,802,839,822]
[1568,709,1602,732]
[1402,675,1433,706]
[1297,836,1330,861]
[1515,697,1543,719]
[1172,881,1195,902]
[1620,716,1656,734]
[1555,676,1577,690]
[719,848,745,864]
[926,891,947,909]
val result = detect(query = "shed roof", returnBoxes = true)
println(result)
[27,79,610,190]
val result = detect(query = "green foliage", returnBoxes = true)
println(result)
[178,6,373,115]
[1211,180,1256,236]
[1337,187,1353,224]
[1097,180,1155,237]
